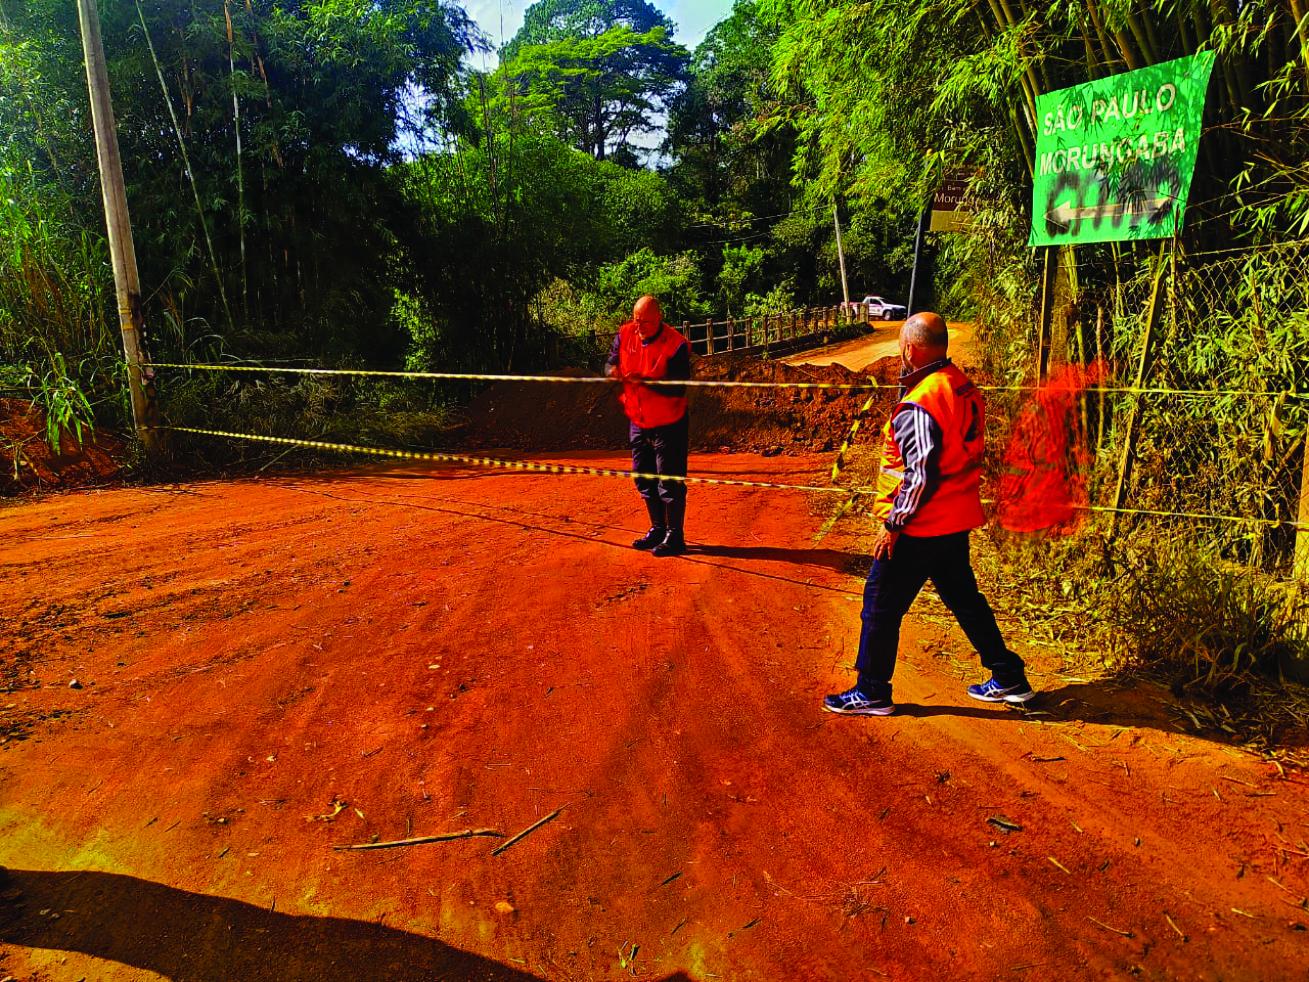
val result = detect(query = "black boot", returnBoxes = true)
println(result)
[632,499,666,550]
[653,499,686,557]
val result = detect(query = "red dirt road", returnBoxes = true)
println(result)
[783,323,976,372]
[1,454,1306,981]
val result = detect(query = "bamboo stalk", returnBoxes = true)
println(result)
[1212,0,1254,102]
[1289,0,1309,89]
[491,808,563,857]
[1124,9,1159,65]
[987,0,1040,127]
[136,0,233,329]
[1078,18,1101,78]
[1084,2,1123,72]
[224,1,248,321]
[335,828,503,851]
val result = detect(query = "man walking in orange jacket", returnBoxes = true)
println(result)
[606,296,692,557]
[824,312,1034,716]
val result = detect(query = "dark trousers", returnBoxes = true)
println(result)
[855,530,1025,694]
[630,416,688,510]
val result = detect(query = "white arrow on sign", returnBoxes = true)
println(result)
[1047,195,1176,230]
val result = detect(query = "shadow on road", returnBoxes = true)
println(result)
[0,868,697,982]
[687,543,860,574]
[884,680,1309,752]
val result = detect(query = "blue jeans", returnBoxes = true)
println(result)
[855,530,1025,695]
[630,416,688,509]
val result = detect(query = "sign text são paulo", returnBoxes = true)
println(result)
[1029,52,1216,247]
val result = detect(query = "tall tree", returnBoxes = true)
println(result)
[666,0,792,218]
[498,0,689,162]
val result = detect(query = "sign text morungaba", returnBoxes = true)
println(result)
[1029,52,1215,247]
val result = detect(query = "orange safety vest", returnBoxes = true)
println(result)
[616,321,689,429]
[872,362,986,536]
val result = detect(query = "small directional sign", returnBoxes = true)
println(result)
[1029,52,1215,247]
[930,169,979,233]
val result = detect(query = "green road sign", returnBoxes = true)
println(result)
[1029,52,1216,247]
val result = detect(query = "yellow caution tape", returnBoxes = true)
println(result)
[147,362,882,392]
[160,427,1305,530]
[145,362,1307,399]
[811,491,868,544]
[160,426,872,496]
[829,390,885,483]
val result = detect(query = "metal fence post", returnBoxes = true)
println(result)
[1296,444,1309,583]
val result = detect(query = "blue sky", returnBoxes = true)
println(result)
[462,0,736,67]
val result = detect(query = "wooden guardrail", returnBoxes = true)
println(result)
[682,303,875,357]
[580,302,884,359]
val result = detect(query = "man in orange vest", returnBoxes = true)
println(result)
[824,312,1034,716]
[606,295,692,557]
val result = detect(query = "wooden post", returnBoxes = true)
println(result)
[727,316,735,351]
[77,0,158,455]
[705,318,715,355]
[1036,245,1058,382]
[1108,243,1170,541]
[1295,440,1309,583]
[682,320,690,355]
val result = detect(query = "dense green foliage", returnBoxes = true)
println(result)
[496,0,688,163]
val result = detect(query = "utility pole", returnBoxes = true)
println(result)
[906,208,929,315]
[77,0,159,455]
[833,203,850,306]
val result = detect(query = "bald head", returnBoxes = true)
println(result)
[898,312,949,371]
[633,295,663,339]
[902,312,948,350]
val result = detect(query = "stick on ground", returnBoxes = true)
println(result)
[335,828,503,851]
[491,808,564,857]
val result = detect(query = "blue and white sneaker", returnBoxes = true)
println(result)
[823,685,896,716]
[967,676,1037,704]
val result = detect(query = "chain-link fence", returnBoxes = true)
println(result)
[972,238,1309,579]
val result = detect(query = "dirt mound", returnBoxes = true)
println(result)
[463,355,904,454]
[0,398,124,494]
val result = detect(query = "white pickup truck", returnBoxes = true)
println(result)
[860,295,908,321]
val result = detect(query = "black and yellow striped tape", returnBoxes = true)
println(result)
[160,426,873,496]
[145,362,1306,399]
[159,426,1306,530]
[147,362,883,392]
[829,390,885,483]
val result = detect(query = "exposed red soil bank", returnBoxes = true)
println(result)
[0,398,123,495]
[1,455,1306,980]
[462,357,905,454]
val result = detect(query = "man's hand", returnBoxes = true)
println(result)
[872,527,900,561]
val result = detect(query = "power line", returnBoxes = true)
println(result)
[685,205,825,229]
